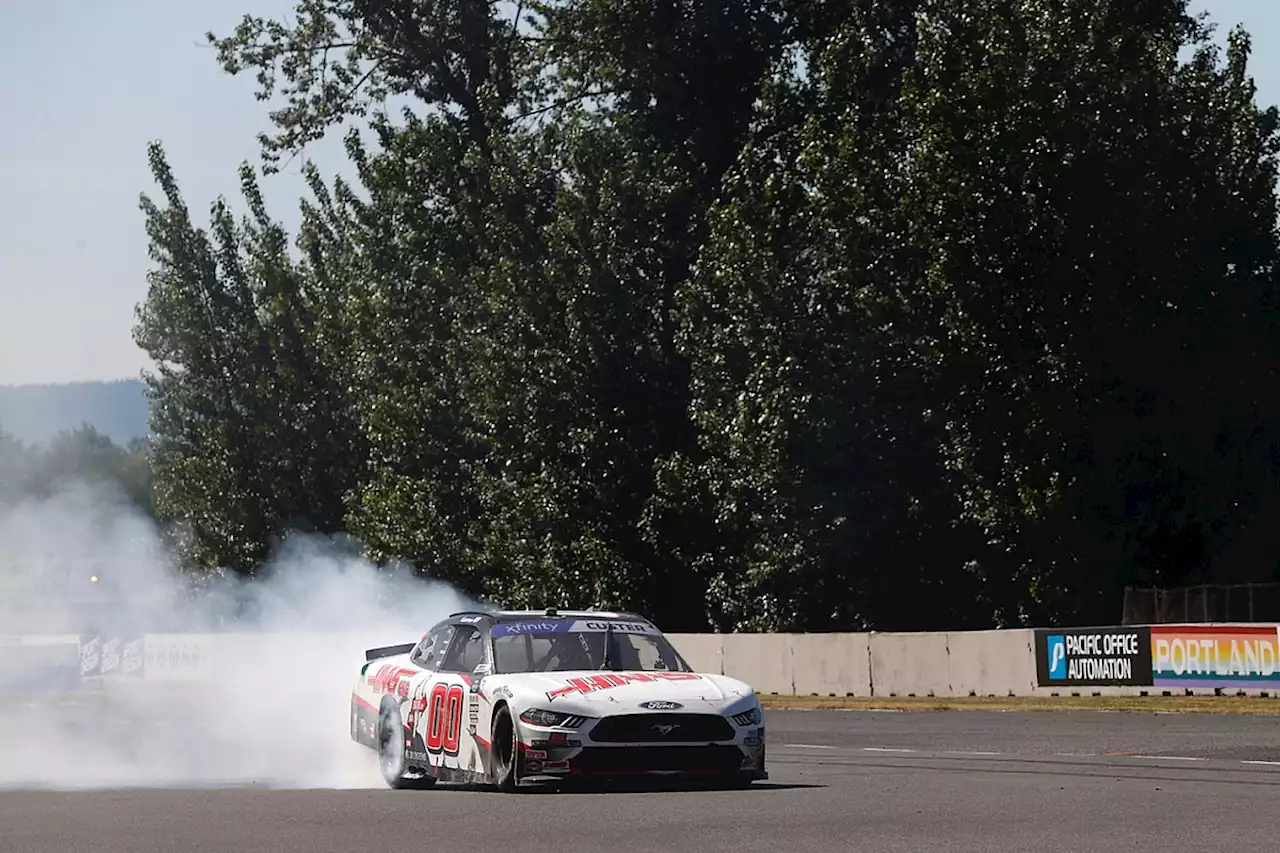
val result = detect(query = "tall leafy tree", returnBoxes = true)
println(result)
[660,0,1280,629]
[0,426,32,505]
[206,0,807,626]
[0,424,154,515]
[650,0,984,631]
[891,0,1280,623]
[228,1,555,596]
[133,0,1280,630]
[134,144,360,574]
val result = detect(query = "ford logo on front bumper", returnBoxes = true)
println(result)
[639,700,683,710]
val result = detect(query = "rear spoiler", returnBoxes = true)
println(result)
[365,642,416,662]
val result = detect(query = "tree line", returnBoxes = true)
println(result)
[131,0,1280,632]
[0,425,153,514]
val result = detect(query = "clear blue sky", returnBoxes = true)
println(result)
[1,0,1275,386]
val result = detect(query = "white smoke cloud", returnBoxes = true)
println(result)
[0,478,479,790]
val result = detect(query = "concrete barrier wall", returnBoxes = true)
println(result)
[681,626,1279,698]
[791,633,872,697]
[869,632,951,696]
[946,629,1037,696]
[674,629,1034,697]
[722,633,794,694]
[666,633,722,677]
[18,625,1280,699]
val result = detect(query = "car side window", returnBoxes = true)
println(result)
[411,626,453,671]
[439,626,486,674]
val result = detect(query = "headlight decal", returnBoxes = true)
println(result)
[519,708,587,728]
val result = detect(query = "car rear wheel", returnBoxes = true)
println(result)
[378,701,435,790]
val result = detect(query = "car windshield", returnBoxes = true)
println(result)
[489,619,691,674]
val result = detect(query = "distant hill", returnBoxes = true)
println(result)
[0,379,148,447]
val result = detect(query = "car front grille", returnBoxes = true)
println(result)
[572,745,744,774]
[589,713,735,743]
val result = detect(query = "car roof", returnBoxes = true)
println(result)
[447,608,654,624]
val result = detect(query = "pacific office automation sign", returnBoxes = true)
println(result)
[1035,627,1152,686]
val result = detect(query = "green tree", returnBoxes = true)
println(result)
[206,0,808,626]
[649,0,984,631]
[133,143,361,574]
[0,425,33,504]
[658,0,1280,629]
[142,0,1280,631]
[892,0,1280,623]
[0,422,155,516]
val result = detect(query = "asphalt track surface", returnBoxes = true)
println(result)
[4,708,1280,852]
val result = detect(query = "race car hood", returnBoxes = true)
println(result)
[493,670,756,715]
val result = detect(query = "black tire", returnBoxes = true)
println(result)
[377,701,435,790]
[490,705,518,792]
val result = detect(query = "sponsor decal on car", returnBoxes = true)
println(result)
[369,664,418,694]
[638,700,683,710]
[546,671,703,701]
[491,621,574,637]
[544,732,581,747]
[491,619,659,637]
[580,620,657,634]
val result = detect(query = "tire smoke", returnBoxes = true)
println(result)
[0,479,479,790]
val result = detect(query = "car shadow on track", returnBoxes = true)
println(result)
[517,781,824,796]
[419,781,824,796]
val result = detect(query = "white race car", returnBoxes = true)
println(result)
[350,608,767,791]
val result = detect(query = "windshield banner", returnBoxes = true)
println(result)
[491,619,658,637]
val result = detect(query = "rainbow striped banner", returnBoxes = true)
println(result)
[1151,624,1280,688]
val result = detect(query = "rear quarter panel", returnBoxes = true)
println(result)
[351,655,418,743]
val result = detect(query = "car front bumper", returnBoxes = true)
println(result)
[515,723,767,783]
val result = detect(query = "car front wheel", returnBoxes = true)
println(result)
[490,706,518,792]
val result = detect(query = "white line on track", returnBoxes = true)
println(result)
[781,743,836,750]
[1135,755,1205,762]
[1241,760,1280,767]
[943,750,1002,756]
[862,747,918,753]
